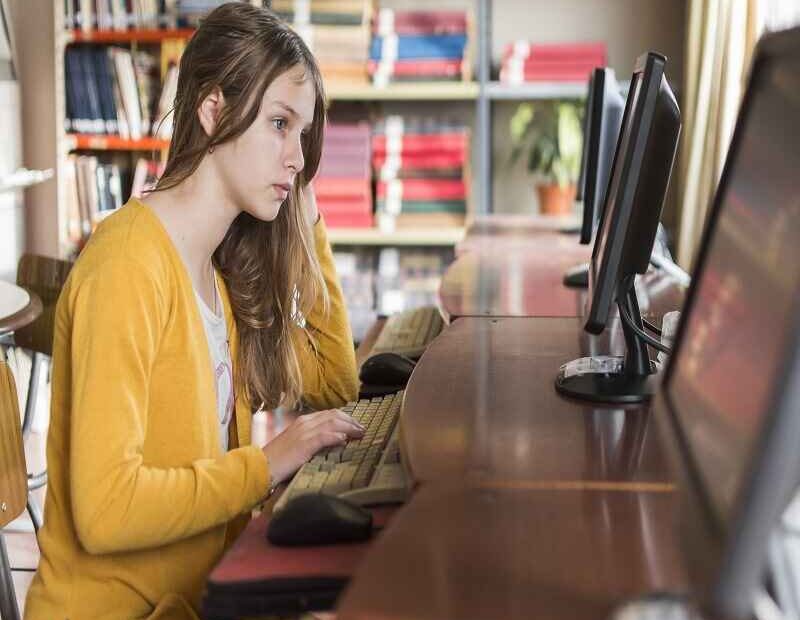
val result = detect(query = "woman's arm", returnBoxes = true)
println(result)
[68,256,270,555]
[295,215,360,410]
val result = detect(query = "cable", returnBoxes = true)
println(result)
[642,318,662,336]
[617,275,671,354]
[619,301,672,354]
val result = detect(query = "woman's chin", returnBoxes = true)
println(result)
[246,202,282,222]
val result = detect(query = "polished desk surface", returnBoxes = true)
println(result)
[441,232,591,319]
[401,316,674,487]
[465,213,583,240]
[440,237,686,320]
[338,484,688,620]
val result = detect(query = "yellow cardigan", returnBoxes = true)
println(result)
[25,198,359,620]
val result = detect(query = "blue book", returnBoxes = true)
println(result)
[370,34,467,61]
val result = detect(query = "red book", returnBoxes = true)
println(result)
[321,212,375,228]
[500,66,596,83]
[372,151,466,170]
[502,41,608,63]
[316,197,373,215]
[373,10,467,35]
[313,178,371,200]
[367,58,465,78]
[377,179,466,201]
[372,132,468,154]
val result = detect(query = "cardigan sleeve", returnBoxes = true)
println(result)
[296,215,360,410]
[68,256,270,555]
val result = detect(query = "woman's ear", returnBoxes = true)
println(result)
[198,87,225,138]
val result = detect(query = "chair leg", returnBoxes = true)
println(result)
[0,533,22,620]
[26,497,43,534]
[22,352,41,436]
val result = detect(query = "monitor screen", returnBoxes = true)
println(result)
[665,53,800,528]
[580,69,625,245]
[576,73,594,204]
[584,52,680,336]
[590,73,642,282]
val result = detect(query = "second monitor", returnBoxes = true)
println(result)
[556,51,681,403]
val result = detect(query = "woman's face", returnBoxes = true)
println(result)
[212,64,316,222]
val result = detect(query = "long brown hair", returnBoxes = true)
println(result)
[153,2,328,410]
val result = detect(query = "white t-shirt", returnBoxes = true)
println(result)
[194,273,234,452]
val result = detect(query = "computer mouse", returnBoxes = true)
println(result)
[359,352,416,387]
[266,494,373,547]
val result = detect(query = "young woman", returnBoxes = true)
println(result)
[25,4,363,618]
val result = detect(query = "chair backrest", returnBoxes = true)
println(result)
[15,254,73,356]
[0,361,28,528]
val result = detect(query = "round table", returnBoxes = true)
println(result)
[0,280,43,337]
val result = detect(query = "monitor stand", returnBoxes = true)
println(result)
[563,262,589,288]
[554,281,655,404]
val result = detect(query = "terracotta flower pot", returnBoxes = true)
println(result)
[536,183,577,216]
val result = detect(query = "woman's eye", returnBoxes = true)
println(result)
[273,118,287,131]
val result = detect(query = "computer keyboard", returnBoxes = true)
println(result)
[370,306,444,359]
[273,391,410,512]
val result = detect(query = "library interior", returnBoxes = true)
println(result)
[2,1,800,619]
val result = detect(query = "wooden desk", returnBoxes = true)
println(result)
[401,317,674,486]
[337,485,688,620]
[441,233,591,319]
[465,213,582,241]
[440,238,685,320]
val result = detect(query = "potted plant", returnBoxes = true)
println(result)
[509,99,583,215]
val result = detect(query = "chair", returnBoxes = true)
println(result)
[14,254,73,533]
[0,361,29,620]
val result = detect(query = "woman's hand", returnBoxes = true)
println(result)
[262,409,365,485]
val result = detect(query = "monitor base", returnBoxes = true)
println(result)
[554,369,655,404]
[563,263,589,288]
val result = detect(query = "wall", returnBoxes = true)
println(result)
[6,0,59,259]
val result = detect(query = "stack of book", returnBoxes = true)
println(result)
[369,9,471,86]
[63,155,125,245]
[499,41,607,84]
[372,116,469,230]
[64,0,258,31]
[332,248,375,342]
[375,247,451,316]
[274,0,373,85]
[63,154,164,246]
[64,44,178,139]
[313,122,373,228]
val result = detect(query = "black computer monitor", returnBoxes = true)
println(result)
[564,69,626,289]
[555,52,681,403]
[579,68,625,246]
[575,72,593,205]
[661,26,800,620]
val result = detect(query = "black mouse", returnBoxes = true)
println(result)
[267,494,373,546]
[359,352,416,386]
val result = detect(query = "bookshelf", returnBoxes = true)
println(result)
[67,135,170,151]
[66,28,195,44]
[17,0,685,254]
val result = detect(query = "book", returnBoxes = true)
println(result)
[377,179,466,202]
[501,41,608,62]
[373,9,467,36]
[367,58,465,79]
[372,131,469,154]
[369,34,467,61]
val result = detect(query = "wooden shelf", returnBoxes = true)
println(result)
[487,79,631,101]
[327,227,466,246]
[66,28,195,43]
[326,82,479,101]
[67,134,170,151]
